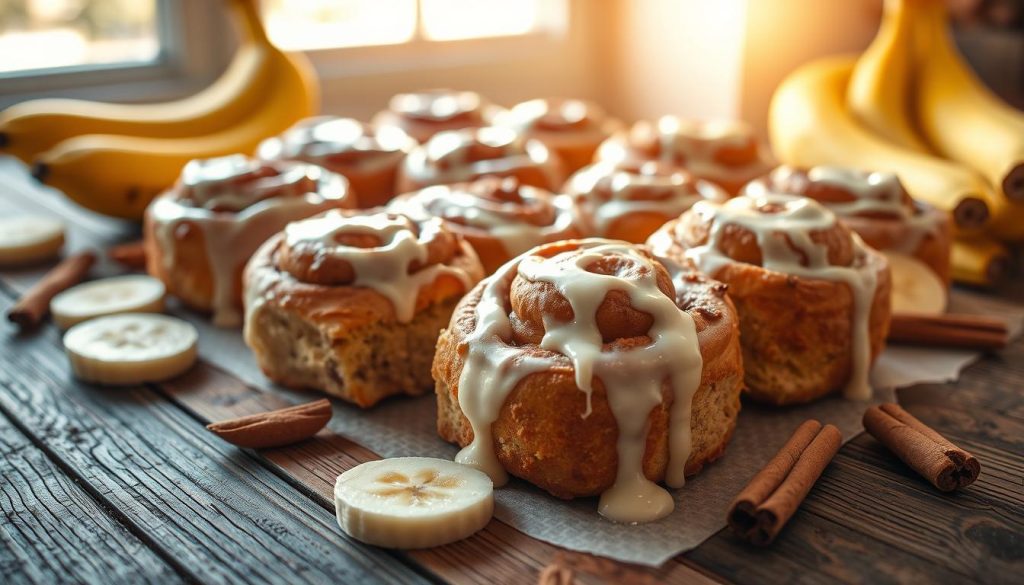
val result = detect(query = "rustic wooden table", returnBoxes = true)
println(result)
[1,158,1021,585]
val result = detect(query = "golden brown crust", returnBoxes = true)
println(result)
[432,240,743,498]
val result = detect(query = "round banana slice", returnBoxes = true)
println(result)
[884,252,948,315]
[50,275,165,329]
[63,313,198,386]
[334,457,494,549]
[0,217,65,267]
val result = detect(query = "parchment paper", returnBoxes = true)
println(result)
[180,290,1022,567]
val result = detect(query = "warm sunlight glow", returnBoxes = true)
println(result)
[263,0,417,51]
[420,0,540,41]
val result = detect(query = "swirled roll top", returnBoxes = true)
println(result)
[437,239,744,523]
[373,89,501,144]
[397,127,565,193]
[493,99,623,173]
[565,160,729,242]
[597,116,774,194]
[388,176,581,273]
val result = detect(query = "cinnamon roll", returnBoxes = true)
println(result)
[565,160,729,243]
[372,89,502,144]
[492,98,623,174]
[433,239,743,522]
[388,176,582,274]
[257,116,416,207]
[144,155,354,327]
[244,210,484,407]
[744,165,952,287]
[396,127,565,194]
[649,193,892,405]
[597,116,775,195]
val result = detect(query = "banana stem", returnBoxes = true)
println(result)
[226,0,269,45]
[951,237,1011,286]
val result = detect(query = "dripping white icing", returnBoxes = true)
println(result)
[402,128,558,186]
[257,117,414,173]
[282,213,473,322]
[150,157,350,327]
[672,194,880,401]
[455,240,703,523]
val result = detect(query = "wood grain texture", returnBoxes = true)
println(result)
[0,291,429,585]
[0,412,183,585]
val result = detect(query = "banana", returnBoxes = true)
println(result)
[0,217,64,267]
[334,457,494,549]
[0,0,276,164]
[63,313,198,385]
[847,0,931,151]
[50,275,165,329]
[912,0,1024,206]
[884,252,948,315]
[951,237,1011,287]
[769,56,996,233]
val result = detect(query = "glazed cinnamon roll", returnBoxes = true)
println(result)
[244,210,484,407]
[396,127,565,193]
[492,98,622,174]
[388,176,582,274]
[744,165,952,313]
[649,193,892,405]
[565,160,729,243]
[257,116,416,207]
[597,116,775,195]
[372,89,502,144]
[433,239,743,522]
[144,155,354,327]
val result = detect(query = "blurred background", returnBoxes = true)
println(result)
[1,0,1021,133]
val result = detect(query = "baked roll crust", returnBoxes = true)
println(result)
[257,116,417,207]
[144,155,355,327]
[433,239,743,522]
[396,127,565,193]
[244,210,484,407]
[565,160,729,243]
[649,193,892,405]
[597,116,774,195]
[388,176,583,274]
[372,89,502,144]
[493,98,623,174]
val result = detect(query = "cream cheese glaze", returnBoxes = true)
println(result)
[454,240,703,523]
[650,194,881,400]
[257,117,416,174]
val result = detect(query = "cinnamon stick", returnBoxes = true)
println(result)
[863,403,980,491]
[107,240,147,270]
[537,563,575,585]
[7,251,96,329]
[727,420,842,546]
[888,313,1008,350]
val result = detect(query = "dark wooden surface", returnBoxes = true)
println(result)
[1,158,1023,585]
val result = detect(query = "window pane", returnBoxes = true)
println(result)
[0,0,159,75]
[420,0,540,41]
[263,0,417,51]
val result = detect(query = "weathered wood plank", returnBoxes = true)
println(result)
[0,292,430,585]
[0,412,183,585]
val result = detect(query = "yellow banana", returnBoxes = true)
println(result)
[769,56,995,233]
[847,0,930,151]
[0,0,279,164]
[32,48,317,220]
[951,236,1011,287]
[912,0,1024,205]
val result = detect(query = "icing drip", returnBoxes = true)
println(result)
[150,157,350,327]
[675,194,880,400]
[455,240,703,523]
[257,117,414,173]
[404,127,556,185]
[282,212,473,322]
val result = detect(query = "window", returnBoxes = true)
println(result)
[262,0,552,52]
[0,0,161,75]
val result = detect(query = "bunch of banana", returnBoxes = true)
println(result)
[770,0,1023,286]
[0,0,318,220]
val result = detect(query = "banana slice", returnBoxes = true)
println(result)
[64,313,198,385]
[50,274,165,329]
[0,217,65,267]
[884,252,948,315]
[334,457,494,549]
